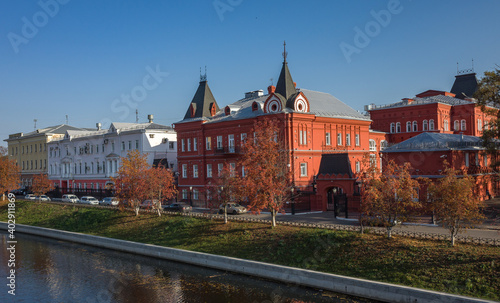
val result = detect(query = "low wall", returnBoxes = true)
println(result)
[0,222,494,303]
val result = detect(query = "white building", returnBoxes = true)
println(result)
[48,118,177,193]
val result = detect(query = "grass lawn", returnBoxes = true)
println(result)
[1,200,499,301]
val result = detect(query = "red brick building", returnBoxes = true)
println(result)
[382,132,499,200]
[174,55,384,212]
[368,72,496,144]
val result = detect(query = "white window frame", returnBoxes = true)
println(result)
[396,122,401,133]
[390,123,395,133]
[325,132,331,145]
[422,120,428,131]
[193,165,198,178]
[406,121,411,132]
[300,163,307,177]
[337,133,342,146]
[228,134,235,152]
[206,137,211,150]
[182,164,187,178]
[346,133,351,146]
[193,138,197,151]
[355,134,360,146]
[207,164,212,178]
[461,119,466,131]
[454,120,459,131]
[187,138,191,152]
[181,139,185,152]
[218,163,223,176]
[369,139,376,151]
[429,119,434,131]
[217,136,223,149]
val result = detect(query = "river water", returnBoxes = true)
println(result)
[0,233,379,303]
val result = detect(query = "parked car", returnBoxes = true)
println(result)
[37,195,51,201]
[79,196,99,205]
[24,194,36,200]
[62,194,79,203]
[100,197,119,206]
[164,203,192,213]
[11,189,26,195]
[219,203,248,215]
[139,199,160,209]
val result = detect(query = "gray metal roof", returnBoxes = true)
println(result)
[204,88,369,124]
[5,124,85,141]
[368,94,473,111]
[382,132,485,153]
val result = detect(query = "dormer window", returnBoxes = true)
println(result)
[210,103,216,116]
[225,106,231,116]
[252,102,258,111]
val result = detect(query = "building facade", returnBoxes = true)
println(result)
[174,56,384,212]
[48,118,177,196]
[367,72,495,144]
[382,132,499,201]
[4,124,85,189]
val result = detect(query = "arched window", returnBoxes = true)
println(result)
[422,120,428,131]
[454,120,459,131]
[390,123,395,133]
[412,121,418,132]
[461,119,466,131]
[406,121,411,132]
[478,119,482,131]
[429,119,434,130]
[369,139,376,151]
[396,122,401,133]
[380,140,387,151]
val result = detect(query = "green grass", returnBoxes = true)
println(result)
[2,200,500,300]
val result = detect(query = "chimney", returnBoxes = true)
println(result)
[148,114,153,123]
[402,98,414,104]
[96,123,102,130]
[267,85,276,94]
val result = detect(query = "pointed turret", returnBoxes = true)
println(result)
[275,42,297,101]
[183,78,219,120]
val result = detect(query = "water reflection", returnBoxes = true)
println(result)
[0,234,378,303]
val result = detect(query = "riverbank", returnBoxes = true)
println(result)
[1,201,499,301]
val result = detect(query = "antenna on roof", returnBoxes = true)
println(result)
[34,119,37,130]
[135,109,139,123]
[200,66,207,82]
[270,78,274,86]
[65,115,68,125]
[472,58,474,72]
[282,40,288,63]
[456,62,459,74]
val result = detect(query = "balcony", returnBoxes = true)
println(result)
[215,146,240,155]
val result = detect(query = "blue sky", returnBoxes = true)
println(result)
[1,0,499,147]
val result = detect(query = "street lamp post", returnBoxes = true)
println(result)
[189,186,193,206]
[291,186,295,215]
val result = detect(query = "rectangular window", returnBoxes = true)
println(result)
[240,133,247,145]
[206,137,211,150]
[217,136,223,149]
[193,189,199,200]
[181,139,185,152]
[300,163,307,177]
[346,133,351,146]
[121,141,125,151]
[218,163,223,176]
[484,154,488,167]
[96,144,99,153]
[182,164,187,178]
[299,130,303,145]
[325,132,331,145]
[355,161,360,173]
[182,189,188,200]
[169,142,174,150]
[478,119,482,131]
[242,165,246,177]
[228,134,235,152]
[187,138,191,151]
[475,153,479,166]
[207,164,212,178]
[193,165,198,178]
[111,142,115,152]
[465,152,469,167]
[230,163,236,177]
[337,133,342,146]
[193,138,197,151]
[128,141,131,150]
[135,140,139,149]
[355,134,360,146]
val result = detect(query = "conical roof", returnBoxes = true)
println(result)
[275,61,296,101]
[183,80,219,119]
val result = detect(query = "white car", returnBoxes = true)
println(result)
[24,194,36,200]
[62,194,79,203]
[37,195,51,201]
[79,196,99,205]
[100,197,119,206]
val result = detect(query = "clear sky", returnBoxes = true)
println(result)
[1,0,499,147]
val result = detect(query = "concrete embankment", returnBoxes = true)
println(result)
[0,222,494,303]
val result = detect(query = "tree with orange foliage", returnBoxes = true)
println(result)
[145,165,177,217]
[31,173,55,202]
[112,150,150,216]
[213,166,241,224]
[0,147,20,201]
[427,163,485,246]
[360,159,422,238]
[238,119,292,228]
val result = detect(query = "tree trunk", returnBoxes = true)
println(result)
[135,206,140,216]
[224,204,228,224]
[157,208,161,217]
[451,234,456,246]
[271,209,276,228]
[387,226,392,238]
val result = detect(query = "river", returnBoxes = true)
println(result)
[0,233,379,302]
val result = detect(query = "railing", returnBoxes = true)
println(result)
[214,146,240,154]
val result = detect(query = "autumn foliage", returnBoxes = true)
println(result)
[31,173,54,201]
[427,163,485,246]
[238,119,292,227]
[360,158,421,238]
[113,150,176,216]
[0,146,20,200]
